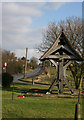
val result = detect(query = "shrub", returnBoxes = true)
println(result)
[2,73,13,88]
[7,61,23,74]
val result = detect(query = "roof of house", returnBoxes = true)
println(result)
[40,30,83,61]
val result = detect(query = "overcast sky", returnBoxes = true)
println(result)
[2,1,82,61]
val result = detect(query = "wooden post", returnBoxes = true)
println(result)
[63,68,66,79]
[12,83,14,100]
[63,61,71,79]
[24,48,28,78]
[57,62,59,81]
[48,61,58,92]
[75,89,81,120]
[32,78,34,85]
[58,59,64,94]
[63,61,74,94]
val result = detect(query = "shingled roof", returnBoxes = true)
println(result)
[40,30,83,61]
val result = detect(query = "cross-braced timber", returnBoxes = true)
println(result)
[40,29,83,94]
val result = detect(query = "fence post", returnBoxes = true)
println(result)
[32,78,34,85]
[12,83,14,100]
[75,89,81,120]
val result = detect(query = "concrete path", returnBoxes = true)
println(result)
[13,66,44,82]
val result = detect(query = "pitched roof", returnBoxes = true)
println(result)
[40,30,83,61]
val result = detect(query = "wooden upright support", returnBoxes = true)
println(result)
[49,60,73,94]
[63,61,71,79]
[58,59,64,93]
[40,30,83,94]
[63,61,74,93]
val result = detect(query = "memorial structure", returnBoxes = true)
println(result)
[40,30,83,94]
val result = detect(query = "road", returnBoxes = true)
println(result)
[13,66,44,82]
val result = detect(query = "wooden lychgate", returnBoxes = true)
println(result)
[40,30,83,94]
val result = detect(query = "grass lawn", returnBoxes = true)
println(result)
[2,82,84,119]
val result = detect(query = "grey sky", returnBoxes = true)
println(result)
[2,1,82,60]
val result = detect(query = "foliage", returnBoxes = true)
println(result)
[44,60,51,67]
[2,50,15,65]
[7,60,23,74]
[2,50,24,74]
[69,62,84,89]
[30,57,38,69]
[38,17,83,55]
[2,72,13,88]
[38,16,84,89]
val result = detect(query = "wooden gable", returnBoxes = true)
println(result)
[40,30,83,61]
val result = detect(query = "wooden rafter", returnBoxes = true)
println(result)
[40,30,83,61]
[40,30,83,94]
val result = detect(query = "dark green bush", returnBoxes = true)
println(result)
[6,61,23,74]
[2,73,13,88]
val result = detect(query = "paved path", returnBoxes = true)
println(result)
[13,66,51,86]
[19,79,50,86]
[13,66,44,82]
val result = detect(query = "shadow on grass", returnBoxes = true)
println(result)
[2,82,30,94]
[2,82,50,95]
[19,79,50,86]
[2,82,73,96]
[28,88,48,94]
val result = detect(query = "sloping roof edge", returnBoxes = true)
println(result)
[40,30,62,60]
[40,29,83,61]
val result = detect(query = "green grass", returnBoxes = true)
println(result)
[23,68,74,85]
[2,82,84,119]
[2,95,80,118]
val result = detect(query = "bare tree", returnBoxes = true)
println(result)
[30,57,38,69]
[38,22,60,52]
[39,17,83,55]
[38,16,84,89]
